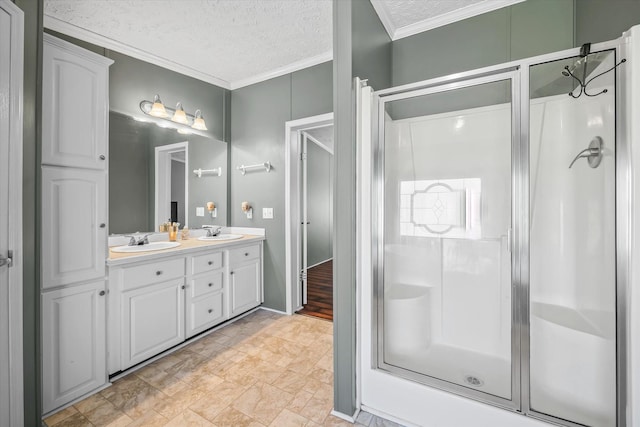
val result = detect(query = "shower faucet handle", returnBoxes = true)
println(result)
[569,136,603,169]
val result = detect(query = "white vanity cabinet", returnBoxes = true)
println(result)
[229,244,262,316]
[186,252,226,338]
[108,239,263,374]
[41,34,113,415]
[117,258,185,370]
[42,281,107,414]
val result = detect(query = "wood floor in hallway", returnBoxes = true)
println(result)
[296,260,333,321]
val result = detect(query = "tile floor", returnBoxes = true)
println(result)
[44,309,404,427]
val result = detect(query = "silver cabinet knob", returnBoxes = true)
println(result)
[99,155,106,160]
[156,271,162,275]
[230,271,234,275]
[181,285,185,289]
[244,253,249,256]
[208,261,213,265]
[208,309,213,313]
[208,283,213,287]
[99,223,106,228]
[99,290,106,296]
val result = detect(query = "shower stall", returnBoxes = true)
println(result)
[361,29,637,427]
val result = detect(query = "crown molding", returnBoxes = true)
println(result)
[44,14,232,90]
[369,0,397,42]
[372,0,526,41]
[230,51,333,90]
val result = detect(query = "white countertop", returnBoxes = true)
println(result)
[107,228,265,266]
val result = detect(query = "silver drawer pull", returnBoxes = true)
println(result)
[208,261,214,265]
[208,283,213,287]
[156,271,162,275]
[244,252,249,256]
[208,309,213,313]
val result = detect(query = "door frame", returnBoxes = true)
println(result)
[300,130,334,305]
[0,0,24,425]
[284,113,333,315]
[154,142,188,230]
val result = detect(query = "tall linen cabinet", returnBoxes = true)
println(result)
[41,34,113,415]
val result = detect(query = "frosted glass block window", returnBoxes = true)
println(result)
[400,178,481,238]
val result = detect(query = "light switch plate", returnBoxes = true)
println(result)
[196,207,205,217]
[263,207,273,219]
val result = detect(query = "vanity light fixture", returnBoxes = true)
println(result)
[172,102,189,125]
[140,94,208,132]
[192,109,208,131]
[148,94,168,118]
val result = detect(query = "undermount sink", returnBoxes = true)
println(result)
[198,234,244,241]
[111,241,181,253]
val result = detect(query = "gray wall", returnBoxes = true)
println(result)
[576,0,640,46]
[392,0,574,86]
[333,0,393,418]
[305,140,333,267]
[171,159,185,224]
[17,0,43,424]
[230,61,333,312]
[109,112,151,233]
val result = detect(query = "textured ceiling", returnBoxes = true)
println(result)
[44,0,332,89]
[381,0,486,28]
[43,0,520,89]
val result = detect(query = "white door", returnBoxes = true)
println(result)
[230,261,261,316]
[0,1,23,426]
[300,134,309,304]
[41,167,107,289]
[42,282,107,414]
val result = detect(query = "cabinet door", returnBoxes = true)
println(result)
[42,36,110,169]
[42,281,107,414]
[42,167,107,289]
[122,280,184,369]
[229,260,261,316]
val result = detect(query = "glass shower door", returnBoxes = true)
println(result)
[376,73,519,405]
[528,50,617,427]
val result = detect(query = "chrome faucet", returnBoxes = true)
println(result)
[203,226,222,237]
[124,234,151,246]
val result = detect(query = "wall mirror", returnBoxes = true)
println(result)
[109,111,227,235]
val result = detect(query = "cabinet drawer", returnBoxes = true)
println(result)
[191,271,223,298]
[121,258,184,291]
[189,292,224,333]
[229,245,260,265]
[191,252,223,275]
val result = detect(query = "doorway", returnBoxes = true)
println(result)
[297,127,334,320]
[154,142,188,229]
[284,113,334,316]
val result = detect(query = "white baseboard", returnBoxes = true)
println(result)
[360,405,420,427]
[331,409,358,423]
[259,306,289,315]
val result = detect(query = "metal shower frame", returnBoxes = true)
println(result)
[370,35,629,427]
